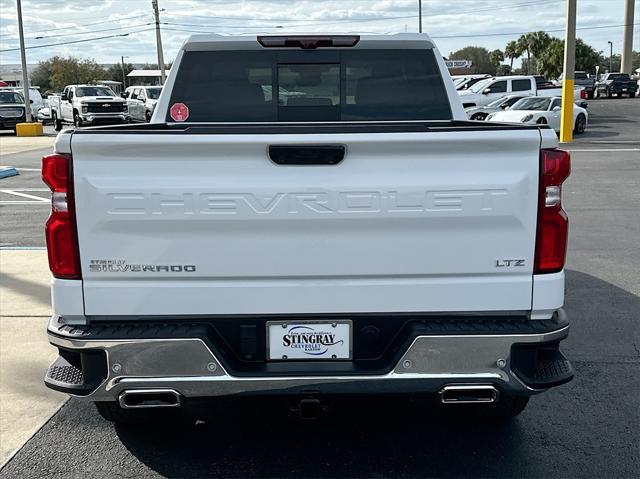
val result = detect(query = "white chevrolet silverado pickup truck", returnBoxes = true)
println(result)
[43,34,573,422]
[49,84,129,130]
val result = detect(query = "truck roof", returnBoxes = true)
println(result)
[182,33,435,51]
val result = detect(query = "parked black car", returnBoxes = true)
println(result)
[555,72,596,99]
[595,73,636,98]
[0,90,26,134]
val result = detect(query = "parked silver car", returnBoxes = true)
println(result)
[465,95,529,121]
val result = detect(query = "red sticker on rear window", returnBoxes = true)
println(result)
[170,102,189,122]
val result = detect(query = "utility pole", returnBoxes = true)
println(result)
[559,0,576,143]
[152,0,166,84]
[121,56,128,89]
[607,41,613,72]
[418,0,423,33]
[16,0,32,122]
[620,0,635,74]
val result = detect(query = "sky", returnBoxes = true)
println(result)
[0,0,638,67]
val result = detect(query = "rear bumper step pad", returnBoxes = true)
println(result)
[45,312,573,399]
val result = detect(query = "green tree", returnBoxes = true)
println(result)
[31,56,107,91]
[106,62,135,87]
[496,64,512,76]
[30,59,55,92]
[489,49,504,69]
[504,41,521,69]
[516,32,552,74]
[539,38,601,79]
[538,39,564,79]
[516,34,534,74]
[449,46,496,75]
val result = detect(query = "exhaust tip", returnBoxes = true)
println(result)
[439,385,498,404]
[119,389,182,409]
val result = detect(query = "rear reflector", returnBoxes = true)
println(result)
[42,153,81,279]
[535,149,570,274]
[257,35,360,49]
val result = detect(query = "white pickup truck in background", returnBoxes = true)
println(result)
[123,85,162,122]
[458,75,587,107]
[43,34,573,423]
[49,84,129,130]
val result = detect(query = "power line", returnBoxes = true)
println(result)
[164,22,281,30]
[0,28,155,53]
[22,13,150,36]
[431,22,640,39]
[27,23,153,40]
[162,22,639,40]
[163,0,562,25]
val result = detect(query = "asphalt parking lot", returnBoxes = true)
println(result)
[0,98,639,478]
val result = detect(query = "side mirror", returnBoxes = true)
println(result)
[121,92,127,98]
[483,88,492,94]
[552,106,561,111]
[61,94,68,101]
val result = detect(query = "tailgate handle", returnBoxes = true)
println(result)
[268,144,345,165]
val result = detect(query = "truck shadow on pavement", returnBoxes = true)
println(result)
[107,269,639,479]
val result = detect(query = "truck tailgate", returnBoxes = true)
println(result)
[71,127,541,316]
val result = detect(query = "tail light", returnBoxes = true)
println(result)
[42,153,81,279]
[535,149,570,274]
[580,89,587,99]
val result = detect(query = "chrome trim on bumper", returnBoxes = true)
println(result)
[47,318,569,401]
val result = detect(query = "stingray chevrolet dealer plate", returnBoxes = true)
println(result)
[267,321,352,360]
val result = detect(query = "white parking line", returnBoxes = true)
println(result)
[0,189,50,203]
[17,168,42,172]
[566,148,640,152]
[0,188,48,192]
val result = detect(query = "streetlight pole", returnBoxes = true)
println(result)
[559,0,576,143]
[16,0,32,122]
[121,56,129,90]
[620,0,635,74]
[607,41,613,72]
[418,0,422,33]
[152,0,166,84]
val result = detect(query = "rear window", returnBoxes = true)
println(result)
[574,72,587,79]
[167,49,451,122]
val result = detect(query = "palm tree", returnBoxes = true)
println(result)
[505,41,520,69]
[528,31,552,74]
[517,34,534,74]
[489,49,504,75]
[490,49,504,66]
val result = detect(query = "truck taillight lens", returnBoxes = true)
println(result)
[580,89,587,99]
[535,149,570,274]
[42,153,81,279]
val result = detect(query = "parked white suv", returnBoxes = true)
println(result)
[458,75,586,107]
[49,84,128,130]
[123,86,162,122]
[43,34,573,423]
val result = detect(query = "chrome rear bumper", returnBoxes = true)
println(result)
[45,314,572,401]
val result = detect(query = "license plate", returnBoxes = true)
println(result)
[622,88,627,92]
[267,321,352,360]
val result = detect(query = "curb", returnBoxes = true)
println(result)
[0,167,19,179]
